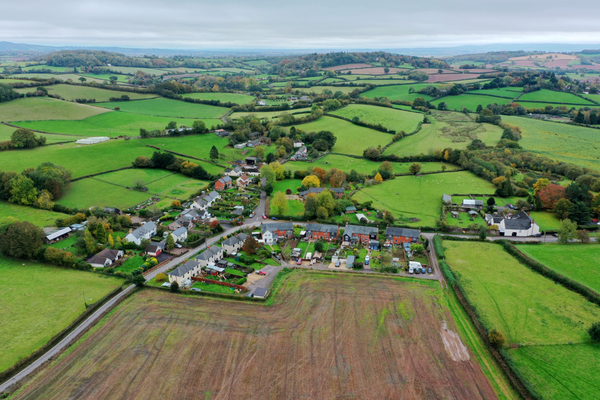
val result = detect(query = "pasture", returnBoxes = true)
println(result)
[287,116,393,156]
[516,244,600,293]
[10,73,108,84]
[231,107,311,120]
[0,201,67,227]
[11,273,499,400]
[294,85,358,94]
[434,94,510,111]
[0,97,110,122]
[14,84,156,102]
[329,104,423,133]
[97,98,228,119]
[528,211,562,231]
[443,241,600,345]
[0,257,122,374]
[472,87,522,98]
[78,73,129,83]
[57,179,155,209]
[517,89,595,105]
[362,83,434,102]
[502,116,600,170]
[182,92,255,105]
[352,171,495,226]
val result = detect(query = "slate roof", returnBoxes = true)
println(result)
[306,223,339,235]
[222,232,249,247]
[87,255,109,265]
[503,212,533,230]
[344,225,378,237]
[254,287,268,297]
[146,244,161,253]
[46,227,71,241]
[462,199,484,206]
[130,221,157,239]
[96,248,121,259]
[218,176,232,184]
[173,227,187,237]
[261,222,293,233]
[170,260,198,277]
[386,227,420,239]
[195,246,222,262]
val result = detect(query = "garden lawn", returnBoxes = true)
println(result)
[270,198,304,216]
[0,97,110,122]
[0,257,122,373]
[353,171,495,227]
[502,116,600,171]
[272,179,303,194]
[14,85,156,102]
[446,211,487,228]
[97,98,228,119]
[443,241,600,345]
[287,117,393,156]
[528,211,562,231]
[516,244,600,293]
[115,256,145,273]
[433,94,510,111]
[191,281,238,294]
[517,89,595,105]
[183,92,255,105]
[0,201,68,227]
[330,104,423,133]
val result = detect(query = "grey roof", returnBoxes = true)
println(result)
[46,227,71,240]
[253,287,268,297]
[173,227,187,236]
[245,156,257,161]
[195,246,222,261]
[87,255,109,265]
[222,232,248,247]
[97,248,121,259]
[386,227,420,239]
[146,244,160,253]
[462,199,484,206]
[218,176,233,184]
[503,212,533,230]
[442,194,452,202]
[344,224,378,237]
[346,255,355,265]
[299,187,345,197]
[345,206,357,211]
[170,260,198,277]
[130,221,157,239]
[306,223,338,235]
[261,222,293,233]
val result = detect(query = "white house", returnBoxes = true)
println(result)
[168,260,201,285]
[172,227,188,243]
[261,222,293,244]
[191,191,220,211]
[87,249,124,268]
[195,246,224,267]
[125,221,157,245]
[236,174,251,188]
[222,233,249,254]
[485,211,540,237]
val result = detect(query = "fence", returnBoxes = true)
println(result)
[191,277,247,291]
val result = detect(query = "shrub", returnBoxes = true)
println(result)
[489,329,506,348]
[381,266,399,273]
[236,277,247,285]
[589,322,600,343]
[170,281,179,292]
[156,272,167,282]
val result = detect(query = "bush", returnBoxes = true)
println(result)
[170,281,179,292]
[156,272,167,282]
[381,266,399,273]
[236,277,247,285]
[489,329,506,348]
[590,322,600,343]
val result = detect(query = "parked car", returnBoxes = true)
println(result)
[427,268,433,274]
[335,260,341,267]
[262,214,267,219]
[414,268,420,275]
[552,233,558,237]
[297,258,302,265]
[249,213,255,218]
[257,270,267,275]
[534,233,543,237]
[175,243,182,248]
[421,268,426,274]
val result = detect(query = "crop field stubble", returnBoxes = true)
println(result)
[12,272,499,400]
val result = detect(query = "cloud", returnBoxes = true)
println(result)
[2,0,600,49]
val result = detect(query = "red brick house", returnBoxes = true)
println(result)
[215,176,233,191]
[305,223,339,241]
[386,227,420,244]
[342,224,378,244]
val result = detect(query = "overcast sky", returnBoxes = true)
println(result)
[3,0,600,49]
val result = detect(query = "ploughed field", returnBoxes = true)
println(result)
[13,272,498,400]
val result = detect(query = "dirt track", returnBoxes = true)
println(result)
[13,272,498,400]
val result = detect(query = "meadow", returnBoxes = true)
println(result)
[517,89,595,105]
[231,107,311,120]
[516,244,600,293]
[182,92,255,104]
[472,87,522,98]
[10,73,107,84]
[0,201,67,227]
[15,112,222,137]
[443,241,600,345]
[434,94,510,111]
[287,116,393,155]
[0,97,110,122]
[352,171,496,226]
[97,98,228,119]
[22,65,74,72]
[502,116,600,170]
[57,179,156,209]
[329,104,423,133]
[294,85,358,94]
[14,84,156,102]
[79,73,130,83]
[0,257,122,373]
[528,211,562,231]
[11,273,499,400]
[361,83,434,102]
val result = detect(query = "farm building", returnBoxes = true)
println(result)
[44,227,71,244]
[87,249,124,268]
[356,213,370,222]
[169,260,201,285]
[245,156,257,165]
[215,176,233,191]
[247,139,261,148]
[462,199,484,209]
[214,129,229,137]
[485,212,540,237]
[172,227,188,243]
[442,194,452,204]
[294,140,304,148]
[222,233,249,254]
[343,224,378,244]
[386,227,420,245]
[305,223,339,241]
[261,222,293,244]
[298,187,345,199]
[125,221,157,245]
[75,137,109,145]
[195,246,224,267]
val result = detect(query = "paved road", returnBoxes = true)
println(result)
[421,232,559,243]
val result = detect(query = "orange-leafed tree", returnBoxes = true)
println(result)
[538,183,566,209]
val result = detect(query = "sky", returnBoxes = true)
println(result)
[3,0,600,50]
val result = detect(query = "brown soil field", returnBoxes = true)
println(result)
[544,59,571,68]
[339,67,406,75]
[426,73,482,83]
[12,272,498,400]
[416,68,459,74]
[322,63,372,70]
[509,53,577,61]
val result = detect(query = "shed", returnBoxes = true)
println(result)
[450,211,459,218]
[253,287,268,299]
[346,255,355,268]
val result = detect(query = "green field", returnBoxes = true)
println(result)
[517,89,595,105]
[503,116,600,170]
[0,257,122,373]
[434,94,511,111]
[329,104,423,133]
[231,107,312,120]
[287,116,393,156]
[294,86,358,94]
[97,98,228,119]
[517,244,600,293]
[79,73,130,83]
[508,343,600,400]
[444,241,600,345]
[0,97,110,122]
[352,171,496,226]
[15,111,222,137]
[15,84,156,102]
[471,87,523,98]
[528,211,562,231]
[272,179,303,194]
[361,84,434,102]
[10,73,107,84]
[22,65,74,72]
[57,179,155,209]
[183,92,255,105]
[0,201,67,227]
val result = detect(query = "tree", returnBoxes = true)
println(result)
[192,120,207,134]
[156,273,167,282]
[478,226,487,240]
[576,229,590,244]
[554,198,572,220]
[34,189,54,210]
[409,163,422,175]
[84,229,96,254]
[108,234,115,248]
[275,145,287,158]
[272,191,289,215]
[95,224,107,243]
[209,145,219,160]
[269,162,285,180]
[379,161,394,174]
[557,219,577,243]
[304,193,318,218]
[254,146,265,160]
[171,199,181,208]
[589,322,600,343]
[242,236,261,255]
[487,197,496,207]
[9,174,37,205]
[569,201,590,225]
[330,170,346,188]
[316,206,329,219]
[266,152,275,163]
[79,77,86,83]
[166,233,175,250]
[131,274,146,287]
[166,121,177,130]
[263,183,273,196]
[170,281,179,292]
[314,241,324,252]
[488,329,505,348]
[317,189,336,216]
[374,173,383,182]
[302,175,320,188]
[260,165,276,186]
[383,211,395,224]
[533,178,550,195]
[11,128,39,148]
[0,221,44,259]
[133,156,152,167]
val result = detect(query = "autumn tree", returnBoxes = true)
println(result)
[155,272,167,282]
[330,170,346,188]
[374,173,383,182]
[533,178,550,195]
[312,167,328,182]
[269,162,285,180]
[272,191,289,215]
[302,175,320,188]
[304,193,318,218]
[9,174,37,205]
[108,234,115,248]
[260,165,276,186]
[171,199,181,208]
[317,189,336,216]
[538,184,566,209]
[379,161,394,174]
[84,229,96,254]
[576,229,590,244]
[34,189,54,210]
[242,236,261,255]
[488,329,505,348]
[409,163,422,175]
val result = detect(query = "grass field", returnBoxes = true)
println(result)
[352,171,496,226]
[12,273,499,399]
[294,85,358,94]
[503,116,600,170]
[528,211,562,231]
[516,244,600,293]
[329,104,423,133]
[287,116,393,155]
[231,107,312,120]
[361,84,434,102]
[0,201,67,227]
[472,87,523,98]
[14,84,156,102]
[517,89,595,105]
[444,241,600,345]
[15,111,222,137]
[434,94,511,111]
[57,179,155,209]
[182,92,255,104]
[10,73,108,84]
[97,98,228,119]
[0,97,110,122]
[0,257,122,373]
[79,73,129,83]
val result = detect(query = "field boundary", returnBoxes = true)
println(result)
[0,285,124,385]
[71,166,135,182]
[144,144,227,168]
